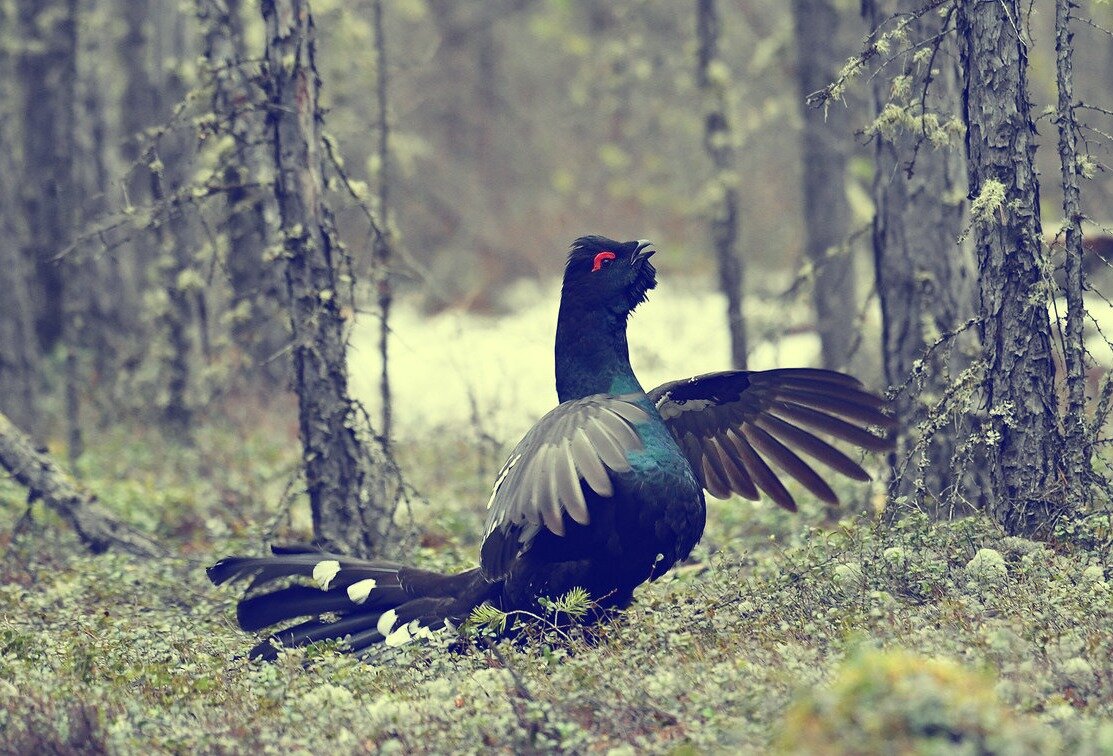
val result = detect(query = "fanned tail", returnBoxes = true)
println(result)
[207,546,497,659]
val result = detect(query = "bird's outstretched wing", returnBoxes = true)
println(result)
[480,394,648,579]
[648,368,893,511]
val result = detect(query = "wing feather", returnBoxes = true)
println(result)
[742,424,837,505]
[700,435,734,499]
[558,441,591,525]
[754,414,870,481]
[734,430,797,511]
[585,415,635,471]
[649,368,892,510]
[719,430,760,499]
[572,427,613,496]
[770,401,893,451]
[701,453,731,499]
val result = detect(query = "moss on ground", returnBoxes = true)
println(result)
[0,422,1111,753]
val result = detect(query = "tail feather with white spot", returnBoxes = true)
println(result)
[207,547,497,659]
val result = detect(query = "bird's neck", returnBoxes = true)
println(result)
[554,301,643,402]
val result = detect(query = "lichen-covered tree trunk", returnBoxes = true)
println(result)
[696,0,747,370]
[791,0,858,371]
[957,1,1064,535]
[0,411,162,557]
[198,0,288,388]
[261,0,382,557]
[865,2,975,515]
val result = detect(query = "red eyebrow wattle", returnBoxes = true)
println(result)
[592,251,616,272]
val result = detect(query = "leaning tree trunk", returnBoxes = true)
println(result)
[0,411,162,557]
[261,0,385,557]
[198,0,288,388]
[696,0,748,370]
[957,1,1064,536]
[865,1,975,516]
[792,0,858,371]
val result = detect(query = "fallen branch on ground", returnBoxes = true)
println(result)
[0,411,163,557]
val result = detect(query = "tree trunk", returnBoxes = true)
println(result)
[0,215,39,434]
[113,0,168,422]
[792,0,858,371]
[372,0,395,439]
[957,1,1064,535]
[0,411,163,557]
[147,154,196,437]
[16,0,78,354]
[147,2,199,438]
[696,0,748,370]
[1053,0,1092,508]
[865,2,976,516]
[74,0,133,428]
[0,0,40,434]
[198,0,289,388]
[261,0,386,557]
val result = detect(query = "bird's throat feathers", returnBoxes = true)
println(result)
[554,301,642,402]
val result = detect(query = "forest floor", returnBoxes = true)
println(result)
[1,286,1112,753]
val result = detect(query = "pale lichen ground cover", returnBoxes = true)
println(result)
[1,281,1111,753]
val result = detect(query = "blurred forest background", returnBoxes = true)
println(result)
[2,0,1112,442]
[1,0,1113,751]
[1,0,1112,453]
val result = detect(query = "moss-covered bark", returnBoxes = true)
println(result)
[865,2,976,515]
[199,0,288,388]
[260,0,385,557]
[0,411,162,556]
[956,0,1064,535]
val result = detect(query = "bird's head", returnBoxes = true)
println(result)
[561,236,658,315]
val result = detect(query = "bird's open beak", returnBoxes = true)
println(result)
[633,240,656,264]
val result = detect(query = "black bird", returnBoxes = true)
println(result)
[209,236,893,657]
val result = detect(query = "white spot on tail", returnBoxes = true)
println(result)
[312,560,341,591]
[384,624,413,647]
[376,609,398,636]
[385,620,434,647]
[346,578,378,604]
